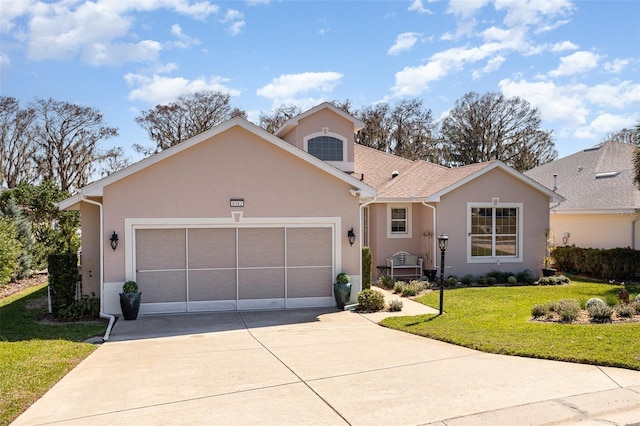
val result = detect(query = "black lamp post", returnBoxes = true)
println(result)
[438,233,449,315]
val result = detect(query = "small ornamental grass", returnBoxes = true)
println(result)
[537,275,571,286]
[555,299,580,323]
[614,303,636,318]
[388,299,404,312]
[357,288,385,312]
[393,280,426,297]
[587,304,614,323]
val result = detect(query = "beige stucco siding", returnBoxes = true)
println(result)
[436,168,550,277]
[101,125,360,286]
[281,109,355,163]
[79,202,100,296]
[550,213,640,250]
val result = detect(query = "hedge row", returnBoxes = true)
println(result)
[552,246,640,280]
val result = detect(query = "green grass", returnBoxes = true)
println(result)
[0,284,107,425]
[381,281,640,370]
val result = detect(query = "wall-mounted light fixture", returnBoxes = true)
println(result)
[110,231,119,251]
[348,228,356,246]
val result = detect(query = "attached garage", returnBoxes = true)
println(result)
[133,224,335,314]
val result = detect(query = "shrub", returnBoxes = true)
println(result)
[393,280,407,293]
[630,300,640,315]
[48,253,78,317]
[615,304,635,318]
[358,289,385,312]
[388,299,403,312]
[487,270,512,283]
[604,294,618,307]
[445,276,458,287]
[555,299,580,323]
[393,280,426,297]
[461,274,475,285]
[122,280,138,293]
[538,275,571,286]
[586,298,605,309]
[57,293,100,321]
[487,276,497,285]
[380,275,395,289]
[587,304,614,323]
[517,269,537,285]
[552,245,640,280]
[531,303,548,318]
[0,217,21,286]
[362,247,372,290]
[636,293,640,301]
[507,276,517,285]
[336,273,350,284]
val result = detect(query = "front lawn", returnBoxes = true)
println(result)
[0,284,106,426]
[381,281,640,370]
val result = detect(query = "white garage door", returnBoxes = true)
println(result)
[135,226,334,313]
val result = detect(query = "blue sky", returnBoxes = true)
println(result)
[1,0,638,163]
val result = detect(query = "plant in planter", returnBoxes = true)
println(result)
[333,273,352,309]
[119,280,141,320]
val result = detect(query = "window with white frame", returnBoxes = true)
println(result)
[387,204,412,238]
[468,203,522,262]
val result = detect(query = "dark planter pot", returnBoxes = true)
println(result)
[541,268,557,277]
[333,282,352,309]
[424,269,438,281]
[120,292,141,320]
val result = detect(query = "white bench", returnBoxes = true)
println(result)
[386,251,423,279]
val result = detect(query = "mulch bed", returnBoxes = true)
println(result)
[0,273,48,299]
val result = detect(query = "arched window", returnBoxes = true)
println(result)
[307,136,343,161]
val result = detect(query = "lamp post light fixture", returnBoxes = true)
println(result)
[110,231,119,251]
[347,228,356,246]
[437,233,449,315]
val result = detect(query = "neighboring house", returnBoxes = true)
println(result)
[60,103,562,316]
[525,141,640,250]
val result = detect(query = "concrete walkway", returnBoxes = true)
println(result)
[13,290,640,425]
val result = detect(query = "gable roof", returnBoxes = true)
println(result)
[59,117,376,210]
[354,144,563,203]
[525,141,639,213]
[275,102,365,137]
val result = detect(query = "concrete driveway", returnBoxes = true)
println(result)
[13,302,640,425]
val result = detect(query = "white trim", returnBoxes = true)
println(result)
[275,102,365,136]
[387,203,413,239]
[286,296,334,309]
[303,131,354,173]
[466,202,524,264]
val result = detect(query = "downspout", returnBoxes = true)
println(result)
[359,195,377,291]
[81,197,115,342]
[422,201,437,268]
[632,213,640,250]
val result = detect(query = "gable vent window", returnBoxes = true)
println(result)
[308,136,343,161]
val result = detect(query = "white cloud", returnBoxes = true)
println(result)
[548,51,601,77]
[494,0,575,30]
[499,78,640,140]
[604,58,631,74]
[222,9,245,36]
[574,113,637,139]
[257,72,343,105]
[408,0,433,14]
[388,32,421,56]
[170,24,200,49]
[0,54,10,70]
[447,0,489,19]
[125,74,240,104]
[550,40,578,52]
[472,55,506,79]
[6,0,220,65]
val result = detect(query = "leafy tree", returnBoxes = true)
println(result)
[0,181,80,269]
[0,96,37,187]
[135,90,243,156]
[0,197,32,278]
[31,98,119,192]
[0,217,21,286]
[356,99,438,162]
[440,92,557,171]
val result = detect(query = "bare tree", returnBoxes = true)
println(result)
[355,99,438,161]
[100,147,130,177]
[440,92,557,171]
[135,90,242,156]
[602,127,638,145]
[31,98,119,193]
[633,122,640,189]
[258,104,303,134]
[0,97,37,187]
